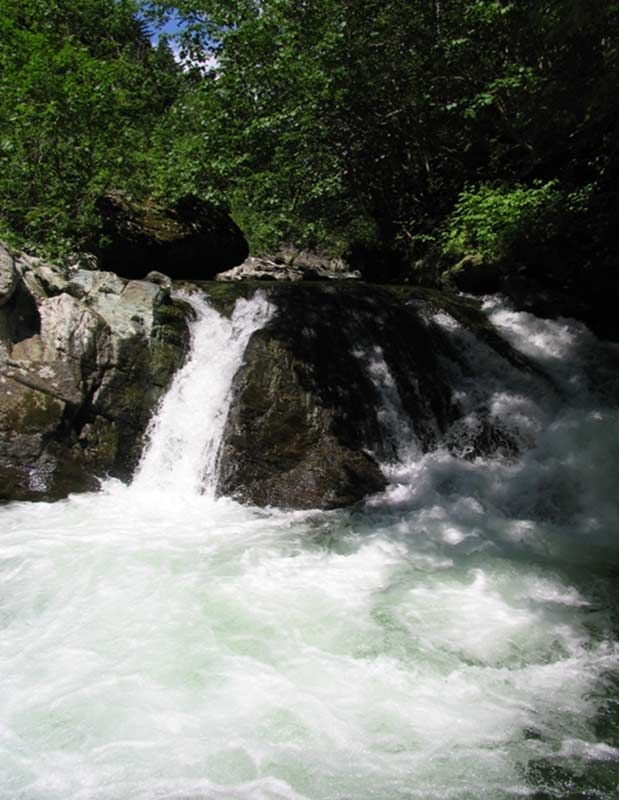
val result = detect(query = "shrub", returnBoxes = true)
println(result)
[441,181,562,264]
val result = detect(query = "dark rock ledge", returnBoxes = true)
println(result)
[211,283,529,510]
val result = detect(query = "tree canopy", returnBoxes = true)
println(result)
[1,0,617,284]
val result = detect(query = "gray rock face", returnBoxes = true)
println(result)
[0,244,17,306]
[0,243,190,502]
[216,250,361,283]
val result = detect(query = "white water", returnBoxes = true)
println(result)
[0,295,618,800]
[134,292,274,496]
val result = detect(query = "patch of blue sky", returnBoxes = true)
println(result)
[148,10,184,45]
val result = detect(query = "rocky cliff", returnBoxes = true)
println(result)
[0,243,189,502]
[210,283,530,509]
[0,243,540,508]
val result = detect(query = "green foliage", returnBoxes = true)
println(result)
[442,181,561,263]
[0,0,617,281]
[0,0,182,258]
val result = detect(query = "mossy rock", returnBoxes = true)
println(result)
[217,328,387,509]
[89,192,249,280]
[0,375,66,435]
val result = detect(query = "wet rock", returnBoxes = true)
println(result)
[217,329,387,509]
[440,250,619,342]
[0,373,74,503]
[0,241,190,502]
[89,191,249,280]
[216,285,462,509]
[216,283,542,510]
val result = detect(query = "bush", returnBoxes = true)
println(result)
[441,181,562,264]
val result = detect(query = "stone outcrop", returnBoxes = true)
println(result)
[89,191,249,281]
[214,284,503,509]
[216,249,361,282]
[0,245,18,306]
[0,244,189,502]
[1,249,538,508]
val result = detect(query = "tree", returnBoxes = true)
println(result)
[0,0,181,254]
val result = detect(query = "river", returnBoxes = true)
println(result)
[0,291,617,799]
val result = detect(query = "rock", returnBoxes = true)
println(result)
[216,284,463,509]
[0,241,191,502]
[3,361,83,407]
[0,373,66,438]
[215,283,542,510]
[89,191,249,280]
[0,278,41,364]
[10,335,44,362]
[443,252,500,294]
[0,373,75,503]
[32,262,71,296]
[217,329,387,509]
[67,269,125,300]
[40,294,108,368]
[216,251,361,282]
[66,251,99,272]
[13,253,50,300]
[440,251,619,342]
[279,247,351,274]
[0,244,17,306]
[145,270,173,291]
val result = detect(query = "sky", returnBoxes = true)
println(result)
[148,12,219,72]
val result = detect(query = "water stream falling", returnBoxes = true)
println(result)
[0,292,618,800]
[134,292,274,496]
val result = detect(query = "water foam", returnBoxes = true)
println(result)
[133,291,273,496]
[0,294,617,800]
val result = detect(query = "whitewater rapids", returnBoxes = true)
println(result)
[0,291,617,800]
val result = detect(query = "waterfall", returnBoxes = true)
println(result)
[366,295,619,561]
[133,291,274,496]
[352,343,420,463]
[0,291,617,800]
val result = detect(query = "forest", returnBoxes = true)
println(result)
[1,0,617,295]
[1,7,619,794]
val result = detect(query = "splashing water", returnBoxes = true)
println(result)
[0,294,617,800]
[134,291,274,496]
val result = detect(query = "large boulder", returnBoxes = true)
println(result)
[0,244,190,502]
[215,285,462,509]
[217,328,387,508]
[89,192,249,280]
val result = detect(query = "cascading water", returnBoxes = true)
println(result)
[133,291,274,496]
[0,292,617,800]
